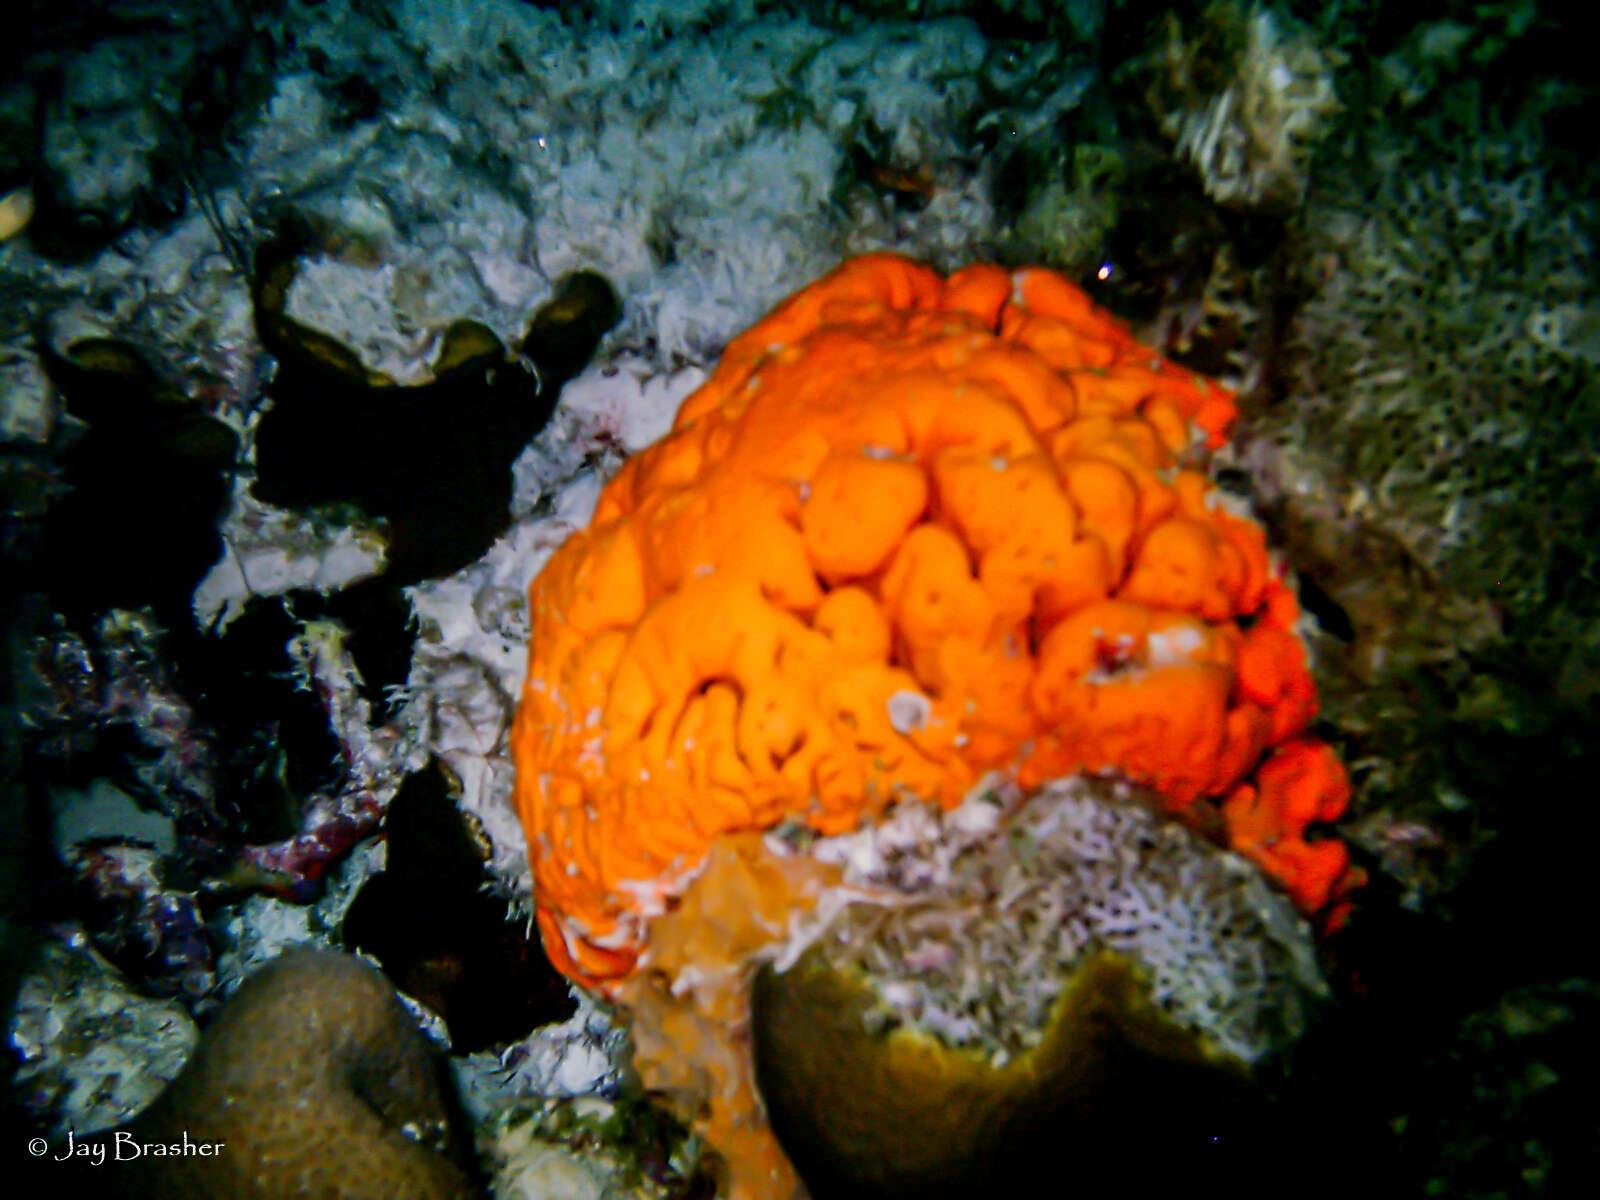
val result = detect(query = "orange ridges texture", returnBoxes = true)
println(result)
[512,253,1360,987]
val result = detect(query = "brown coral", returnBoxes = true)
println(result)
[110,948,476,1200]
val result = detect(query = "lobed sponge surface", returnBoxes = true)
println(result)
[511,253,1357,987]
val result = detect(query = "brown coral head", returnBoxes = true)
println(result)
[113,948,476,1200]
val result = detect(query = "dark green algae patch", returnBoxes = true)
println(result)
[249,223,620,588]
[33,336,239,629]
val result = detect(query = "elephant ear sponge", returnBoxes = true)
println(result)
[511,252,1359,988]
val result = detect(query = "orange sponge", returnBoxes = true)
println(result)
[511,253,1357,987]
